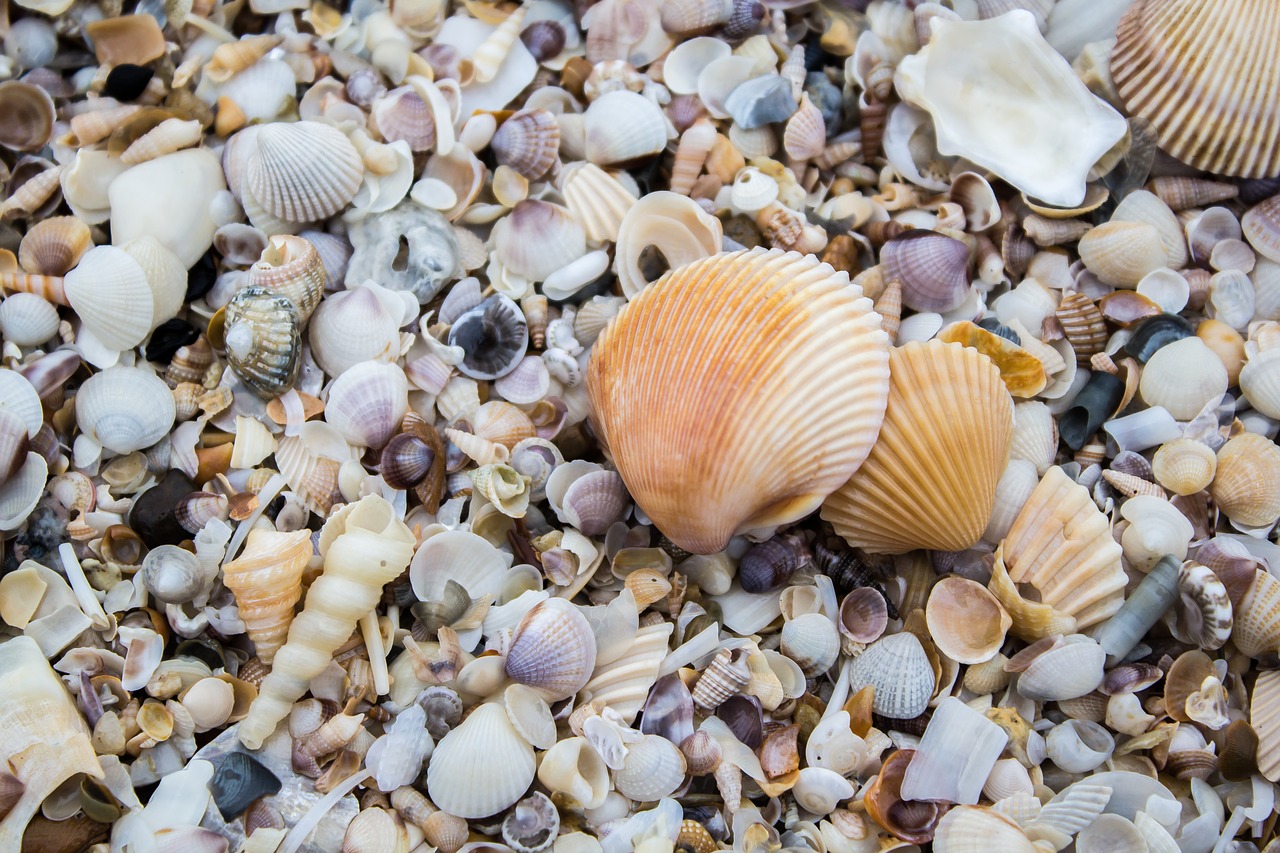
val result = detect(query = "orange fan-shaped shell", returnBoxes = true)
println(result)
[587,247,891,554]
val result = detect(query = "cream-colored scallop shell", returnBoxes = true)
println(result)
[222,529,312,665]
[1234,569,1280,659]
[1210,432,1280,529]
[934,806,1037,853]
[426,702,535,819]
[504,597,597,701]
[1252,669,1280,782]
[821,340,1013,554]
[63,245,154,351]
[75,365,176,454]
[992,467,1126,641]
[245,121,364,224]
[587,247,890,554]
[1111,0,1280,178]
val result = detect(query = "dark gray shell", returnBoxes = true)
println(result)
[223,285,300,399]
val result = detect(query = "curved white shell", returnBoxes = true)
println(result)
[63,245,154,352]
[409,529,511,602]
[0,452,46,532]
[324,361,409,449]
[846,632,935,718]
[583,91,670,167]
[308,283,405,377]
[109,148,225,268]
[245,121,364,224]
[0,293,59,346]
[75,365,176,454]
[0,369,44,438]
[613,734,686,801]
[791,767,854,816]
[1016,634,1106,702]
[426,702,535,819]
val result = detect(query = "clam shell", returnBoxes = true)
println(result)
[493,200,587,282]
[846,632,935,719]
[110,148,225,268]
[821,340,1013,554]
[1138,336,1228,421]
[934,806,1036,853]
[19,216,91,277]
[925,577,1011,665]
[1152,438,1216,496]
[1210,432,1280,528]
[880,230,971,313]
[223,285,301,400]
[0,370,42,440]
[1078,221,1168,289]
[783,94,826,161]
[75,365,176,455]
[410,529,511,602]
[1017,634,1106,702]
[308,283,405,377]
[780,612,840,677]
[426,703,535,819]
[245,121,364,224]
[1235,569,1280,659]
[994,466,1126,640]
[1112,0,1280,178]
[491,109,560,181]
[613,734,686,801]
[584,90,670,167]
[372,87,436,152]
[0,293,59,347]
[588,247,890,554]
[1240,342,1280,418]
[0,81,54,152]
[324,361,409,449]
[505,597,597,701]
[0,452,45,532]
[64,245,154,352]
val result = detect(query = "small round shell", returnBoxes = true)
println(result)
[504,597,597,701]
[1152,438,1217,496]
[491,109,560,180]
[222,285,301,399]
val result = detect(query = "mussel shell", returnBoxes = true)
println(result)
[210,751,282,821]
[1058,372,1126,451]
[1122,313,1194,363]
[222,285,301,400]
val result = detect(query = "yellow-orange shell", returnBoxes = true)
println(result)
[586,247,890,554]
[821,340,1014,554]
[222,528,312,664]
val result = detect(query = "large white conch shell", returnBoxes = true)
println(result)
[894,10,1127,207]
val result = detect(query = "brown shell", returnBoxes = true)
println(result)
[586,247,890,554]
[1112,0,1280,177]
[821,340,1013,554]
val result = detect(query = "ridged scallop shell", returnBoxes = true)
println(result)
[614,735,687,801]
[19,216,91,277]
[0,293,59,347]
[934,806,1037,853]
[993,466,1126,640]
[1152,438,1216,496]
[821,340,1013,554]
[121,236,186,330]
[0,370,43,440]
[245,121,364,224]
[223,528,311,665]
[491,109,560,181]
[846,632,935,719]
[1235,569,1280,659]
[880,230,971,313]
[426,703,535,819]
[223,285,301,399]
[247,235,325,322]
[559,161,637,244]
[588,247,890,554]
[1078,221,1167,289]
[274,428,347,516]
[1210,432,1280,529]
[505,598,597,701]
[583,90,670,167]
[308,283,404,377]
[1251,670,1280,781]
[581,621,673,724]
[1112,0,1280,178]
[75,365,176,454]
[324,361,409,449]
[492,200,587,282]
[63,245,154,351]
[372,87,436,152]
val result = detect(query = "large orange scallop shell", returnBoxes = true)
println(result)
[586,247,891,554]
[1111,0,1280,178]
[820,340,1014,554]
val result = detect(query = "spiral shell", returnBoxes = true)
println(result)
[247,234,326,322]
[222,529,312,665]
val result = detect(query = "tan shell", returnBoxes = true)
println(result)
[821,340,1013,554]
[1112,0,1280,178]
[925,577,1011,665]
[1152,438,1217,496]
[559,161,638,244]
[1234,569,1280,659]
[18,216,92,277]
[222,528,312,665]
[1252,669,1280,781]
[993,466,1126,640]
[247,234,326,321]
[1210,432,1280,528]
[491,109,560,181]
[588,247,890,554]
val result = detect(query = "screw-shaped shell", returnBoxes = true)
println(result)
[222,528,312,665]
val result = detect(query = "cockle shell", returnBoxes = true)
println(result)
[244,121,364,224]
[1152,438,1216,496]
[19,216,91,277]
[559,161,638,244]
[222,528,311,665]
[1252,670,1280,781]
[584,90,670,167]
[614,734,687,801]
[1016,634,1106,702]
[75,365,176,454]
[491,109,560,180]
[324,361,409,449]
[308,283,405,377]
[64,245,154,352]
[926,577,1011,665]
[894,10,1127,207]
[492,199,587,283]
[122,236,187,331]
[1112,0,1280,178]
[505,597,597,701]
[1138,336,1227,420]
[821,340,1013,554]
[427,702,535,819]
[223,285,301,400]
[846,632,935,719]
[588,247,890,554]
[0,293,59,346]
[1234,569,1280,659]
[880,230,971,314]
[1210,432,1280,529]
[934,806,1037,853]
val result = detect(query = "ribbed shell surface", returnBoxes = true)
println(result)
[246,121,364,223]
[1111,0,1280,178]
[820,340,1013,554]
[224,285,301,400]
[586,247,890,554]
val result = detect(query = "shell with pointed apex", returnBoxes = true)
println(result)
[1210,432,1280,529]
[63,245,154,351]
[223,285,301,400]
[324,361,409,450]
[1112,0,1280,178]
[894,10,1126,207]
[247,234,326,322]
[75,365,176,455]
[245,121,364,224]
[847,632,936,719]
[821,340,1013,554]
[491,109,560,181]
[222,528,312,665]
[426,702,536,819]
[994,466,1126,640]
[505,598,597,701]
[926,577,1011,665]
[588,247,890,554]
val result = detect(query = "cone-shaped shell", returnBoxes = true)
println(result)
[995,466,1126,640]
[1111,0,1280,178]
[222,528,312,665]
[821,341,1013,554]
[505,598,597,701]
[587,247,890,554]
[426,703,535,819]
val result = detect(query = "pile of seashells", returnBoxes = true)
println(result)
[3,0,1280,849]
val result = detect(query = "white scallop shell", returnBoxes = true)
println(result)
[409,529,512,602]
[0,293,59,346]
[426,702,535,819]
[245,121,364,224]
[0,452,46,532]
[121,236,187,330]
[0,370,43,439]
[613,735,686,801]
[324,361,409,449]
[1016,634,1106,702]
[846,632,935,718]
[308,283,406,377]
[581,621,673,724]
[75,365,176,454]
[583,91,671,167]
[63,245,154,352]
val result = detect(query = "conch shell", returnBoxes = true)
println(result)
[237,495,416,749]
[894,10,1127,207]
[222,528,313,665]
[586,247,890,553]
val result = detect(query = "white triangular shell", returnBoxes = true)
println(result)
[845,632,935,719]
[505,598,597,701]
[426,702,535,819]
[63,245,154,351]
[324,361,409,449]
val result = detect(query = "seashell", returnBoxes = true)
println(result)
[822,340,1012,554]
[0,411,28,489]
[222,529,312,666]
[1152,439,1216,496]
[1016,633,1106,701]
[1119,495,1193,570]
[441,294,527,383]
[1078,221,1167,289]
[838,587,889,650]
[864,749,945,844]
[1210,432,1280,528]
[504,597,596,701]
[936,321,1047,398]
[994,467,1125,639]
[493,200,587,282]
[1111,189,1188,270]
[19,216,91,277]
[247,235,326,322]
[590,247,889,553]
[120,118,203,166]
[223,285,301,399]
[1009,401,1057,475]
[76,365,176,455]
[950,172,1001,232]
[614,734,687,801]
[724,74,796,130]
[140,544,207,605]
[880,230,971,313]
[111,148,226,268]
[1252,670,1280,782]
[0,81,54,152]
[1054,292,1108,365]
[670,118,718,197]
[934,806,1036,853]
[1045,719,1114,773]
[584,90,670,167]
[1169,561,1232,650]
[372,87,436,153]
[614,191,722,299]
[1112,0,1280,178]
[846,632,935,719]
[122,236,187,332]
[780,612,840,677]
[1243,195,1280,264]
[1234,569,1280,659]
[0,293,59,347]
[782,94,826,161]
[739,533,808,594]
[558,162,638,245]
[309,283,405,377]
[691,647,750,711]
[245,121,364,224]
[791,767,854,816]
[1206,269,1255,331]
[0,452,44,533]
[325,361,409,449]
[63,245,154,352]
[343,808,410,853]
[896,11,1126,207]
[181,677,235,733]
[729,167,779,213]
[902,697,1010,805]
[427,702,535,819]
[501,791,558,853]
[491,109,559,181]
[925,577,1010,665]
[537,736,610,809]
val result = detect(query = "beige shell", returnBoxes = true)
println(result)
[1152,438,1217,496]
[491,109,560,181]
[245,121,364,224]
[925,577,1011,665]
[993,466,1126,640]
[427,702,536,819]
[204,34,284,83]
[581,621,672,724]
[343,807,410,853]
[1252,669,1280,781]
[691,647,751,711]
[1138,336,1228,421]
[120,118,204,165]
[783,94,826,161]
[122,236,187,330]
[247,234,326,321]
[1210,432,1280,529]
[846,632,936,719]
[492,199,587,282]
[18,216,91,277]
[588,248,890,554]
[537,736,611,809]
[614,191,722,299]
[934,806,1037,853]
[1234,569,1280,659]
[1077,221,1167,289]
[558,161,637,246]
[505,597,597,701]
[822,340,1013,554]
[222,528,312,665]
[0,293,59,347]
[1112,0,1280,178]
[780,613,841,677]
